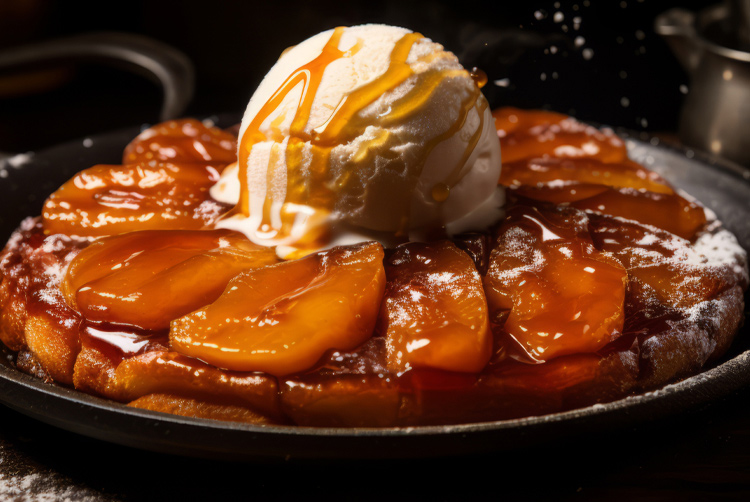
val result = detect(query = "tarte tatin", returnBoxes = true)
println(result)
[0,106,746,427]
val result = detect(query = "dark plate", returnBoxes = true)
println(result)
[0,121,748,461]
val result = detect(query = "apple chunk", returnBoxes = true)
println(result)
[381,241,492,374]
[484,204,627,362]
[62,229,277,331]
[43,161,229,237]
[170,242,386,376]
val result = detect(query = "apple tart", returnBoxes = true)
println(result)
[0,110,746,427]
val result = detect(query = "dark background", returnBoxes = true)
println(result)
[0,0,714,154]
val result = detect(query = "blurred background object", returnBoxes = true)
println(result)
[0,32,194,122]
[0,0,716,155]
[656,1,750,165]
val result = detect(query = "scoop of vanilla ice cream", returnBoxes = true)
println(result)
[212,24,501,250]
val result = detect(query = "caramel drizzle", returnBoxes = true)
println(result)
[430,96,488,203]
[236,27,347,223]
[235,27,487,243]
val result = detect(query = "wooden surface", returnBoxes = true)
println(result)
[1,382,749,500]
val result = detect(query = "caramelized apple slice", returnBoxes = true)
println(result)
[381,241,491,373]
[589,214,744,308]
[72,341,282,416]
[513,184,707,240]
[500,157,673,194]
[493,107,628,164]
[170,242,386,376]
[62,229,277,330]
[484,204,627,361]
[43,161,229,237]
[123,118,237,166]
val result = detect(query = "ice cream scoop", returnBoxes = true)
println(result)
[212,24,502,256]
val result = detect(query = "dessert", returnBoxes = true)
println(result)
[0,26,747,427]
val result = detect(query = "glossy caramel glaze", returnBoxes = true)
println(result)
[0,109,746,426]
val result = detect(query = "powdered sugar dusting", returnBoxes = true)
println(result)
[490,226,547,281]
[693,228,748,280]
[0,444,116,501]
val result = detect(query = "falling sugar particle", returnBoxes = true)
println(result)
[494,78,510,87]
[640,118,649,128]
[582,48,594,60]
[552,72,559,79]
[619,70,628,79]
[550,45,558,54]
[541,72,547,81]
[534,10,547,20]
[583,0,590,5]
[562,25,569,32]
[621,97,630,107]
[82,138,93,148]
[573,4,579,11]
[554,1,560,7]
[574,36,585,47]
[680,84,689,94]
[639,46,647,54]
[573,16,582,29]
[635,30,645,40]
[5,152,33,168]
[620,1,627,7]
[554,11,564,22]
[616,36,624,44]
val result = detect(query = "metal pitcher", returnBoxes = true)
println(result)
[655,3,750,166]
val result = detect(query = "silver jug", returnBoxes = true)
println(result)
[655,3,750,166]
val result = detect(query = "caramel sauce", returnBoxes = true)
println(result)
[80,323,166,367]
[431,182,450,202]
[469,67,487,88]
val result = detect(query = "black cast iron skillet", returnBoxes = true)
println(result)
[0,120,747,461]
